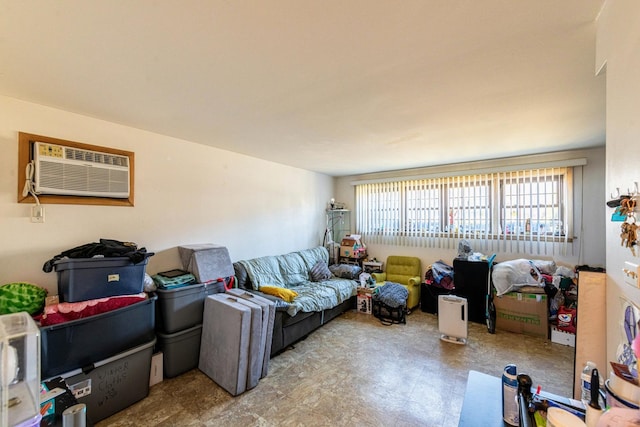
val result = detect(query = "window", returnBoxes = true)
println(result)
[355,167,574,255]
[500,171,566,238]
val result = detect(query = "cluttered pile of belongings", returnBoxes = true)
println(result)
[492,259,604,334]
[424,260,455,290]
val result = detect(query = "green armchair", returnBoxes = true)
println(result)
[371,256,422,311]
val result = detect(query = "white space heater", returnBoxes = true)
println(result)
[438,295,468,345]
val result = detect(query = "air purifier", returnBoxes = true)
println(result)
[438,295,468,344]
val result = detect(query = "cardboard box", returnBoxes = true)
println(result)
[493,292,548,338]
[340,235,365,258]
[340,234,362,246]
[356,288,373,314]
[550,326,576,347]
[340,247,367,258]
[340,245,354,258]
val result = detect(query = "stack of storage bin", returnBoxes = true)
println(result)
[155,244,234,378]
[155,281,222,378]
[40,256,156,424]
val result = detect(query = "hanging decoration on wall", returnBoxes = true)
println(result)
[609,182,638,254]
[620,216,637,256]
[607,187,627,208]
[617,297,640,378]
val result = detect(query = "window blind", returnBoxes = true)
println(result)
[355,167,574,256]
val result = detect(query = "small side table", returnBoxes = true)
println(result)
[339,254,367,267]
[362,261,383,273]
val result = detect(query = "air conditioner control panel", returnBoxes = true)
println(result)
[37,142,64,158]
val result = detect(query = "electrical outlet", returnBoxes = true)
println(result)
[623,261,640,288]
[30,205,45,223]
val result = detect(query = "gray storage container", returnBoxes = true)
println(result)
[156,323,202,378]
[178,244,234,283]
[226,289,275,378]
[62,337,155,424]
[199,294,252,396]
[40,295,156,379]
[155,281,224,334]
[55,256,148,302]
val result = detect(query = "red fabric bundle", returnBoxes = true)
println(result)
[40,292,147,326]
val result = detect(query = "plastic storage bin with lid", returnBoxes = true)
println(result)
[54,256,149,302]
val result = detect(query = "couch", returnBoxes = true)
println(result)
[233,246,358,356]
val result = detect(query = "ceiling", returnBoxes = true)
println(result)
[0,0,606,176]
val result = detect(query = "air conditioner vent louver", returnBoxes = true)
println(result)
[34,141,130,198]
[64,148,129,167]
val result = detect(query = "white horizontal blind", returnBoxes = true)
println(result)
[355,167,573,256]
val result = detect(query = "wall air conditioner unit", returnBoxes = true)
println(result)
[33,141,130,198]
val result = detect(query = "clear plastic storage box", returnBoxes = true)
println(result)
[0,312,41,427]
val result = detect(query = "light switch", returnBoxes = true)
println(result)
[623,262,640,288]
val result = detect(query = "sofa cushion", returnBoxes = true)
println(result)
[238,256,285,289]
[309,261,332,282]
[277,252,309,285]
[287,279,356,316]
[233,263,252,290]
[297,246,329,270]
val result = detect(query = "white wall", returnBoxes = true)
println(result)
[334,147,606,270]
[596,1,640,366]
[0,95,333,295]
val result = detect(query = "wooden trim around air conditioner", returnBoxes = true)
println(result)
[17,132,135,206]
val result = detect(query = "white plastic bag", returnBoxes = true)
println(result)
[531,259,557,275]
[492,259,543,296]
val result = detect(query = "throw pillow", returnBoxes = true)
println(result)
[0,282,48,315]
[309,261,332,282]
[259,285,298,303]
[329,264,363,279]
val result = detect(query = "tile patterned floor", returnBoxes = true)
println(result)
[97,309,574,427]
